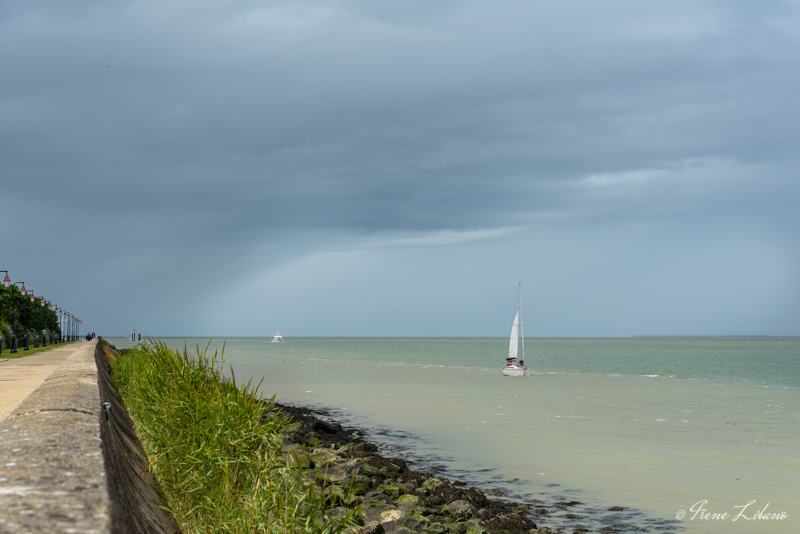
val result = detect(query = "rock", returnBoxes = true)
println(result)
[274,403,545,534]
[463,520,489,534]
[364,505,402,525]
[398,516,432,531]
[350,474,372,495]
[356,520,385,534]
[420,476,449,493]
[442,499,475,518]
[311,446,341,467]
[315,466,349,483]
[379,509,404,523]
[376,482,402,498]
[396,494,420,506]
[313,419,342,434]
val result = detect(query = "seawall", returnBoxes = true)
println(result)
[0,339,177,534]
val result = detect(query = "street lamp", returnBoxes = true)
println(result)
[8,280,24,353]
[1,272,7,348]
[14,282,29,351]
[29,292,37,346]
[1,271,7,354]
[47,302,53,343]
[40,297,47,346]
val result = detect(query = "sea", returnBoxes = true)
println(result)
[106,336,799,534]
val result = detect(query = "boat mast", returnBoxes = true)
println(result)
[519,283,524,361]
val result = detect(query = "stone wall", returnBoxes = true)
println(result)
[0,339,178,534]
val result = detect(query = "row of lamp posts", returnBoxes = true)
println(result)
[2,270,81,353]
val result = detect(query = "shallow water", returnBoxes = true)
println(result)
[108,337,799,533]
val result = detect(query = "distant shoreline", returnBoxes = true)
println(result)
[630,334,800,339]
[110,334,800,340]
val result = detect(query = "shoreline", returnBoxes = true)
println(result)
[271,401,680,534]
[271,401,541,533]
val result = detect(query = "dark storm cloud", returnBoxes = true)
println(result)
[3,0,799,335]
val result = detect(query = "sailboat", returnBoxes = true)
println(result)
[502,284,526,376]
[271,331,284,343]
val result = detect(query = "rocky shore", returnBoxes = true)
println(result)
[271,402,562,534]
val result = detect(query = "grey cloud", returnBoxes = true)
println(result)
[3,0,798,335]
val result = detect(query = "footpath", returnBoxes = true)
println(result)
[0,343,85,421]
[0,339,176,534]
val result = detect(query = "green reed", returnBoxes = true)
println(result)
[112,340,356,534]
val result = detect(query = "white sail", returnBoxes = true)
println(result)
[508,309,519,359]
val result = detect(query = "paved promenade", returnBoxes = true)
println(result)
[0,339,177,534]
[0,340,110,533]
[0,342,87,422]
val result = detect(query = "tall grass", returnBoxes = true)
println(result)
[113,340,357,534]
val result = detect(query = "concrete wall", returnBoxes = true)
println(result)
[0,339,179,534]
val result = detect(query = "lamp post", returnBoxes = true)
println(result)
[39,297,47,346]
[45,301,53,345]
[1,272,9,306]
[14,283,29,351]
[30,292,37,346]
[8,281,23,353]
[1,271,8,290]
[2,272,9,352]
[47,302,53,343]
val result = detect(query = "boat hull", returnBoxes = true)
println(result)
[502,367,525,376]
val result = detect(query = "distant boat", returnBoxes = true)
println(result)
[502,284,526,376]
[271,331,284,343]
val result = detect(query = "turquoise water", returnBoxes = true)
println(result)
[108,336,800,533]
[533,337,800,386]
[109,336,800,385]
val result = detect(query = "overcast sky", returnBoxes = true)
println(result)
[3,0,799,337]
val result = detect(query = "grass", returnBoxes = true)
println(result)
[111,340,358,534]
[0,340,79,358]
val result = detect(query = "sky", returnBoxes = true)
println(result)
[2,0,799,338]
